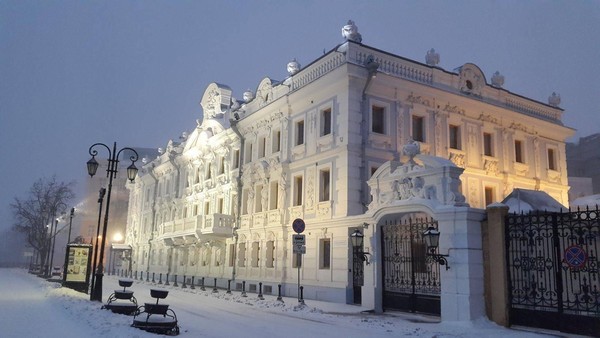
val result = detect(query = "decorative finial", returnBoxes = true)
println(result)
[548,92,561,107]
[287,58,301,76]
[403,140,421,165]
[158,147,164,155]
[491,71,505,87]
[243,89,254,103]
[342,20,362,43]
[425,48,440,66]
[180,131,188,141]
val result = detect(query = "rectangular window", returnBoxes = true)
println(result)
[237,243,246,267]
[484,187,494,206]
[255,185,263,212]
[251,242,260,267]
[371,105,385,134]
[296,120,305,145]
[293,176,303,206]
[272,130,281,153]
[245,143,253,164]
[269,182,279,210]
[233,149,240,169]
[242,189,249,215]
[258,136,266,158]
[266,240,274,268]
[449,125,461,150]
[321,108,332,136]
[319,238,331,269]
[548,148,556,170]
[218,198,224,214]
[218,156,225,175]
[515,140,524,163]
[319,169,330,202]
[228,244,236,267]
[206,163,212,179]
[483,133,493,156]
[204,201,210,215]
[193,204,198,216]
[412,116,425,142]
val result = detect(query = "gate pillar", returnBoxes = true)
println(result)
[437,207,486,321]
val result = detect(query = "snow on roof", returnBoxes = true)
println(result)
[501,188,566,213]
[571,194,600,208]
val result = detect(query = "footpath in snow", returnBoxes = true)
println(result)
[0,269,569,338]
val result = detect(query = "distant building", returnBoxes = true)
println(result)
[124,21,573,319]
[567,133,600,200]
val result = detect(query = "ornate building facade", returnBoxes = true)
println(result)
[124,21,573,318]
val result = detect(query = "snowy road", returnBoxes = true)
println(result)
[0,269,559,337]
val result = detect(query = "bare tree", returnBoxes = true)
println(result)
[10,176,75,275]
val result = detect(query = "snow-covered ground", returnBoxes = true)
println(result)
[0,269,573,337]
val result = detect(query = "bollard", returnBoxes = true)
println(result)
[277,284,283,302]
[146,271,149,282]
[200,277,205,291]
[120,269,123,277]
[135,270,137,280]
[139,271,143,280]
[158,273,163,284]
[299,286,305,305]
[241,281,247,297]
[258,282,264,300]
[182,275,187,289]
[173,274,178,287]
[152,272,155,283]
[190,276,195,290]
[165,273,170,286]
[212,278,218,293]
[226,279,232,294]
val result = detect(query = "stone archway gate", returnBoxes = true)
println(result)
[365,143,486,321]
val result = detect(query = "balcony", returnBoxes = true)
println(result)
[200,213,235,237]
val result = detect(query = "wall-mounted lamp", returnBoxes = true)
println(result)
[423,226,450,270]
[350,229,371,265]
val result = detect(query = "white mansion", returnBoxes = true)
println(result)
[124,21,573,319]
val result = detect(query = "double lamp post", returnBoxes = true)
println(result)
[86,142,139,302]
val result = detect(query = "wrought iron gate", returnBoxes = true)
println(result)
[506,209,600,337]
[381,217,441,315]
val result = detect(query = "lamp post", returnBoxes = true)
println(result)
[67,207,75,244]
[48,217,59,277]
[422,226,450,270]
[87,142,139,302]
[90,188,106,299]
[350,229,371,264]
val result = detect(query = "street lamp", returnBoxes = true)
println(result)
[90,188,106,298]
[422,226,450,270]
[87,142,138,302]
[67,208,75,244]
[350,229,371,265]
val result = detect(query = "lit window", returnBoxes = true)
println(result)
[293,176,303,206]
[484,187,494,206]
[371,106,385,134]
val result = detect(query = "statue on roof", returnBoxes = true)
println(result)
[342,20,362,43]
[425,48,440,66]
[287,58,301,76]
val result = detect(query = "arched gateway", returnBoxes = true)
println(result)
[363,142,486,321]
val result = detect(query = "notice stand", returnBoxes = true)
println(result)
[63,244,92,294]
